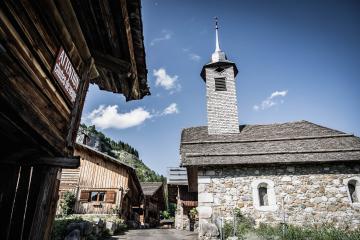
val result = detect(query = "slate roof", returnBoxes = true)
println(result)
[140,182,163,196]
[180,120,360,166]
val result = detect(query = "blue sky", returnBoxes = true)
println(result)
[82,0,360,176]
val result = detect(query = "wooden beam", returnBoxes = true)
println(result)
[187,166,198,193]
[66,57,94,148]
[93,51,131,74]
[1,156,80,168]
[120,0,140,99]
[28,157,80,168]
[54,0,98,79]
[1,149,38,163]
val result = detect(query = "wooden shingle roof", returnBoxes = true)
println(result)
[140,182,163,196]
[180,120,360,166]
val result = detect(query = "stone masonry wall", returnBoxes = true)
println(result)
[197,163,360,228]
[205,66,239,134]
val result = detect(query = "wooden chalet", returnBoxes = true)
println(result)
[140,182,166,227]
[167,167,197,230]
[0,0,149,239]
[59,143,143,220]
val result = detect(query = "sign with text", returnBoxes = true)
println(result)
[52,47,80,104]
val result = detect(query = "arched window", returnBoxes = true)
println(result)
[251,179,277,211]
[345,178,360,204]
[348,180,357,203]
[258,183,269,206]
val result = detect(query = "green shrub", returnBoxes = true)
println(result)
[222,208,255,239]
[189,208,198,220]
[59,191,76,216]
[161,210,171,219]
[51,216,83,240]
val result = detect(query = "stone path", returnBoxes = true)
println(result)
[110,228,198,240]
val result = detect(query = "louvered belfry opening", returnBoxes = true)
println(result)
[215,77,227,91]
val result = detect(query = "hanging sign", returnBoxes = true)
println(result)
[52,47,80,104]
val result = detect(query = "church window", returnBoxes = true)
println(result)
[215,78,226,91]
[345,177,360,204]
[251,179,277,211]
[258,183,269,206]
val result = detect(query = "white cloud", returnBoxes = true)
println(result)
[86,105,151,129]
[150,30,172,46]
[85,103,180,129]
[183,48,201,62]
[270,90,288,98]
[153,68,181,92]
[162,103,179,115]
[189,53,201,62]
[254,90,288,111]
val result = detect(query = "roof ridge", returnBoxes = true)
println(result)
[76,143,134,169]
[182,120,314,130]
[182,133,354,145]
[186,148,360,157]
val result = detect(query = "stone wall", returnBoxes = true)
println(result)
[205,66,239,134]
[197,163,360,229]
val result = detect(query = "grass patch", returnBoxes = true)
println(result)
[255,224,360,240]
[221,209,360,240]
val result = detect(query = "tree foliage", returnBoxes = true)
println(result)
[59,191,76,216]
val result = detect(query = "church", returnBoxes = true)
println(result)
[180,20,360,238]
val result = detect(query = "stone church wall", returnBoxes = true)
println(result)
[197,163,360,228]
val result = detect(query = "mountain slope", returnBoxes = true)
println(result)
[78,124,164,182]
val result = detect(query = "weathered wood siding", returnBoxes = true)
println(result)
[59,146,131,214]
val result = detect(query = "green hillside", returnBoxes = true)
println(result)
[78,124,164,182]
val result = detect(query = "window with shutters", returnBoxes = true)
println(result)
[106,191,116,204]
[79,190,90,202]
[215,78,226,91]
[89,191,106,202]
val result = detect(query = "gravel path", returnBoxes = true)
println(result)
[109,228,198,240]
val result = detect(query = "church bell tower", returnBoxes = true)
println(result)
[200,18,239,134]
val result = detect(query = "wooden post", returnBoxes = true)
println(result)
[66,57,94,148]
[8,166,32,239]
[29,166,59,240]
[0,164,20,240]
[22,166,46,239]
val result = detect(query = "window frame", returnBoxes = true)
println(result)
[251,179,277,212]
[344,177,360,207]
[89,191,106,202]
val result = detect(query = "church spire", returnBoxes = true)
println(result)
[211,17,226,63]
[215,17,221,52]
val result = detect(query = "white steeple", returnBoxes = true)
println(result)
[211,17,226,63]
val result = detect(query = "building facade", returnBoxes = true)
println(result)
[0,1,149,239]
[140,182,166,227]
[168,167,198,230]
[59,143,143,221]
[180,20,360,239]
